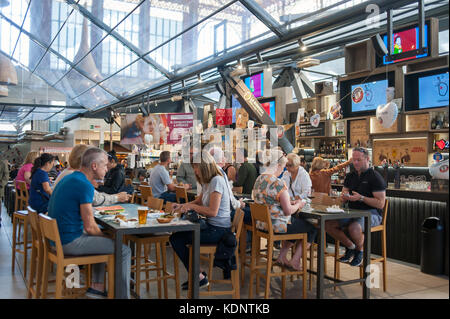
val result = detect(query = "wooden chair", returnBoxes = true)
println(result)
[27,207,44,298]
[175,186,188,204]
[14,181,29,212]
[239,223,253,286]
[164,201,174,214]
[138,185,153,206]
[39,214,115,299]
[188,209,244,298]
[11,209,31,279]
[126,197,180,298]
[334,199,389,292]
[308,192,342,290]
[232,186,243,194]
[248,203,308,299]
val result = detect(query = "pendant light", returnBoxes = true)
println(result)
[0,54,18,86]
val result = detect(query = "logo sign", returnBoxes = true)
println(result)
[352,87,364,104]
[435,139,449,150]
[440,164,449,173]
[433,152,443,161]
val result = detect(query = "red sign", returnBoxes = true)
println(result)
[216,108,232,126]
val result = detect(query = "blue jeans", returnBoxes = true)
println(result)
[169,223,230,271]
[158,191,177,204]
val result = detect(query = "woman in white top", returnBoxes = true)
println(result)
[281,153,312,200]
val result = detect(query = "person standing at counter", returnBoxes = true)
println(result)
[29,153,55,214]
[281,153,312,200]
[325,147,386,267]
[309,157,352,195]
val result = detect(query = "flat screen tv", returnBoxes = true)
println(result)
[243,72,264,98]
[378,23,429,66]
[231,95,276,123]
[405,68,449,111]
[340,72,395,118]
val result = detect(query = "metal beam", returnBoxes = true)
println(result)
[44,108,65,121]
[11,0,32,59]
[64,0,173,79]
[0,102,85,110]
[239,0,286,39]
[0,12,120,100]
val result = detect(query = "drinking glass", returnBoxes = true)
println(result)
[138,207,148,224]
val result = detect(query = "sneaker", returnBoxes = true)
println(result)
[182,272,207,290]
[350,250,363,267]
[339,247,356,263]
[85,287,107,299]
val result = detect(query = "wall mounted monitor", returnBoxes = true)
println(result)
[340,72,395,118]
[231,95,276,123]
[377,22,429,66]
[405,68,449,111]
[242,72,264,98]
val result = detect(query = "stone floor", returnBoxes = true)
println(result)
[1,205,448,299]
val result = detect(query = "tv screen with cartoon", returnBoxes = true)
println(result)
[351,80,388,112]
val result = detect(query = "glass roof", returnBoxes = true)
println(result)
[0,0,448,129]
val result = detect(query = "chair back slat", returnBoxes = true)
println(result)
[147,196,164,210]
[381,199,389,227]
[249,203,272,234]
[27,207,41,243]
[175,186,188,204]
[232,208,244,247]
[38,214,64,258]
[19,181,29,198]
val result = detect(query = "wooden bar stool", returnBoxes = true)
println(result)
[175,186,188,204]
[127,196,180,298]
[14,181,29,212]
[187,209,244,299]
[334,199,389,292]
[248,203,308,299]
[239,223,253,286]
[11,209,32,279]
[27,207,44,298]
[39,214,115,299]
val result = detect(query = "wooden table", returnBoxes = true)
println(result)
[94,203,200,299]
[300,203,372,299]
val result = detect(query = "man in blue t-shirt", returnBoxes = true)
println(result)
[48,147,131,298]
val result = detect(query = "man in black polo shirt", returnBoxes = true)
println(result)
[325,147,386,267]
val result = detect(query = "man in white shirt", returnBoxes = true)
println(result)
[281,153,312,200]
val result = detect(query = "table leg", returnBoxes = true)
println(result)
[363,215,370,299]
[191,225,200,299]
[316,218,325,299]
[114,231,125,299]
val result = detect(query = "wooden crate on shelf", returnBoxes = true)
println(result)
[348,119,369,148]
[405,113,430,132]
[344,39,375,74]
[369,116,401,135]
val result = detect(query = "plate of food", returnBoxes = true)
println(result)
[96,205,125,215]
[157,214,176,224]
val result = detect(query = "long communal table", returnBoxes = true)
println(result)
[94,203,200,299]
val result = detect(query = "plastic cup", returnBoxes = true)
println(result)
[138,207,148,224]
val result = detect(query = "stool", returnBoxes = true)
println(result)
[27,207,43,298]
[14,181,29,212]
[12,210,32,279]
[187,209,244,299]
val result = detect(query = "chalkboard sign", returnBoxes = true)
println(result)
[298,121,325,137]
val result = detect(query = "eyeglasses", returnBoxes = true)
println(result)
[353,147,368,155]
[285,163,294,168]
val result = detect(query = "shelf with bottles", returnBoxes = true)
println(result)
[429,110,449,132]
[315,139,348,159]
[431,132,449,153]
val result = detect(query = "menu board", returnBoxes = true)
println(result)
[373,138,428,166]
[297,122,325,137]
[349,119,369,148]
[405,113,429,132]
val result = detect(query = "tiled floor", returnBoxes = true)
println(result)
[1,205,448,299]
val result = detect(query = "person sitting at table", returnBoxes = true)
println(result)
[309,156,352,195]
[149,151,189,203]
[281,153,312,200]
[48,147,132,298]
[96,151,125,195]
[232,148,257,195]
[252,149,317,271]
[53,144,130,206]
[15,151,39,191]
[29,153,55,214]
[324,147,386,267]
[170,151,232,290]
[176,148,197,190]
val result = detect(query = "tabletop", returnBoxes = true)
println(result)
[299,203,372,220]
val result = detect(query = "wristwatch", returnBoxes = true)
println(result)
[359,195,365,202]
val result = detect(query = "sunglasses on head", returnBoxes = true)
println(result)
[353,147,368,155]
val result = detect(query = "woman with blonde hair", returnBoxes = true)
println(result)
[281,153,312,200]
[15,151,39,190]
[309,156,352,194]
[252,149,316,271]
[170,151,232,290]
[53,145,130,206]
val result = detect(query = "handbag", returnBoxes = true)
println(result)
[181,210,208,230]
